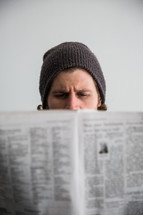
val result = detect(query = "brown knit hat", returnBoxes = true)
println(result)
[39,42,106,109]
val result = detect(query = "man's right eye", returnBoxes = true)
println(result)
[54,93,68,98]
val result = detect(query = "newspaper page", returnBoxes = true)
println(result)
[78,111,143,215]
[0,110,82,215]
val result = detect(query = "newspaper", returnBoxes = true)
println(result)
[0,110,143,215]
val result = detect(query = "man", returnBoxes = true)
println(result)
[38,42,107,110]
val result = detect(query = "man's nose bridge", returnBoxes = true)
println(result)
[66,92,79,109]
[68,92,76,106]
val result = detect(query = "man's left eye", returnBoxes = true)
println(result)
[77,93,89,97]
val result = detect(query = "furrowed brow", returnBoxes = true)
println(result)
[77,89,91,92]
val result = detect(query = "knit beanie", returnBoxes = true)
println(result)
[39,42,106,109]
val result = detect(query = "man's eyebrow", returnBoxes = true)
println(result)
[77,89,91,92]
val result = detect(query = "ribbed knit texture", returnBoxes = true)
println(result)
[39,42,106,109]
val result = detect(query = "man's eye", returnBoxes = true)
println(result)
[77,93,89,97]
[54,93,67,98]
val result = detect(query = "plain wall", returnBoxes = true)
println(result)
[0,0,143,111]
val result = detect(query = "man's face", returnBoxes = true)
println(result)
[47,68,101,110]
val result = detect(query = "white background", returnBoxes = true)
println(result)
[0,0,143,111]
